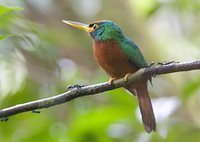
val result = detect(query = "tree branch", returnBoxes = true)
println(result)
[0,60,200,120]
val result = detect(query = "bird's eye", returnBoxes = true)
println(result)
[93,24,97,29]
[89,23,98,30]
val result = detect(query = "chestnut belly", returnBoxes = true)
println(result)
[93,41,138,79]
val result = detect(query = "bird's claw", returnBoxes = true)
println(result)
[123,73,132,82]
[67,84,85,90]
[108,78,116,85]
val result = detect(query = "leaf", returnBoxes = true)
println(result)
[0,34,11,40]
[0,5,22,16]
[131,0,161,18]
[181,79,200,101]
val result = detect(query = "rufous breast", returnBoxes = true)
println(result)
[93,41,137,78]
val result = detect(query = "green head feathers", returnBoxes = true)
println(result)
[89,20,125,41]
[62,20,125,42]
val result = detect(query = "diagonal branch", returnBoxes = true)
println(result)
[0,60,200,119]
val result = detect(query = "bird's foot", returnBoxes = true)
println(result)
[67,84,86,90]
[123,73,132,82]
[146,62,155,83]
[108,78,116,85]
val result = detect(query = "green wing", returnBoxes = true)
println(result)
[120,38,147,69]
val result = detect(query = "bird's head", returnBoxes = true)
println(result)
[62,20,124,41]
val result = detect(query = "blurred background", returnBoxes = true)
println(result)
[0,0,200,142]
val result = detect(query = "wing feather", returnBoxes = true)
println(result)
[120,38,147,69]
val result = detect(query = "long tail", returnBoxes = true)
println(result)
[127,83,156,133]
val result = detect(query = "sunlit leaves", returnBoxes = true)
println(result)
[0,5,22,40]
[0,34,11,40]
[181,78,200,102]
[0,5,22,16]
[130,0,161,18]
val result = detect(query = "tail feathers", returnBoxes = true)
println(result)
[128,85,156,133]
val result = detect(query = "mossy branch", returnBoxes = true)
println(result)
[0,60,200,120]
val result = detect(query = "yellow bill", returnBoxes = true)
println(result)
[62,20,93,32]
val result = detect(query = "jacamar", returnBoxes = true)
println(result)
[62,20,156,133]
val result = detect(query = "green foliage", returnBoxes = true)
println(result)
[131,0,161,18]
[0,5,22,16]
[0,34,10,40]
[0,5,22,40]
[166,123,200,142]
[182,78,200,102]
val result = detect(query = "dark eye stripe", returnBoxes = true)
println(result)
[89,23,94,27]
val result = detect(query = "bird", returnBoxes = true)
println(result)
[62,20,156,133]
